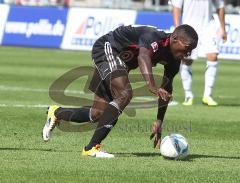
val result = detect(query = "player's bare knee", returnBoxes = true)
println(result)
[116,89,133,109]
[207,53,217,61]
[182,59,193,65]
[90,108,103,121]
[125,89,133,104]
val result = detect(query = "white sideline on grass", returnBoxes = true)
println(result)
[0,101,179,108]
[0,85,237,99]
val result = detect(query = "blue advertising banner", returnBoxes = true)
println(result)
[135,11,174,32]
[2,6,68,48]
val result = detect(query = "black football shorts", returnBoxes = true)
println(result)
[89,34,128,102]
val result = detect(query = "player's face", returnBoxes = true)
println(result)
[171,38,192,60]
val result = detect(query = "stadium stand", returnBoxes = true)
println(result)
[1,0,239,13]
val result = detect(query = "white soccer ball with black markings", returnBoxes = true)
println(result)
[160,134,189,160]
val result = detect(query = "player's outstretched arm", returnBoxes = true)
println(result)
[151,64,178,148]
[150,78,173,148]
[138,47,172,101]
[157,63,179,123]
[138,47,173,148]
[138,47,158,95]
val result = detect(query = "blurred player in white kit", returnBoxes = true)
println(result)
[170,0,227,106]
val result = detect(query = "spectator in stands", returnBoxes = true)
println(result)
[225,0,239,6]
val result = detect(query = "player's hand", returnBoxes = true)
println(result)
[222,31,227,43]
[221,30,227,43]
[219,28,227,43]
[157,88,172,101]
[150,120,162,149]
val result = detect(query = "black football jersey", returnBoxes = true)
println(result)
[110,25,180,79]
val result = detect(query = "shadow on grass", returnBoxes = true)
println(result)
[115,152,161,157]
[187,154,240,160]
[219,103,240,107]
[115,152,240,161]
[2,148,239,161]
[0,147,72,152]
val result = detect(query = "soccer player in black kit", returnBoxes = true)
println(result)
[42,24,198,158]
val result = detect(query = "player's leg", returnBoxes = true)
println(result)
[181,58,194,105]
[42,105,61,141]
[202,24,219,106]
[54,94,108,122]
[203,52,218,106]
[42,92,109,142]
[82,36,131,157]
[83,75,132,158]
[42,37,113,142]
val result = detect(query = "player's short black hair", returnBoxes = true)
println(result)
[173,24,198,49]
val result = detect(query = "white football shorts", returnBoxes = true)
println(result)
[187,21,220,60]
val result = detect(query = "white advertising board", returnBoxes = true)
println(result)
[61,8,137,50]
[0,5,10,45]
[218,14,240,60]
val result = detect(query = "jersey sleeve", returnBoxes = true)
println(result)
[169,0,183,9]
[162,62,180,92]
[138,33,159,54]
[212,0,224,9]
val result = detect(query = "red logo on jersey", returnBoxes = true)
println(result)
[151,42,158,52]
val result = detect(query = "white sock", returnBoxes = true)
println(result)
[180,64,193,99]
[204,61,218,97]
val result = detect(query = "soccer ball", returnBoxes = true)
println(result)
[160,134,189,160]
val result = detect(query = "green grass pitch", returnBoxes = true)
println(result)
[0,46,240,182]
